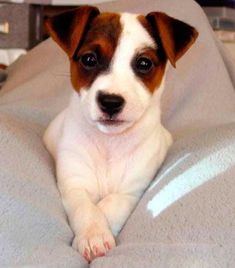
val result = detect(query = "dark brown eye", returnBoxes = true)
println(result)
[80,53,98,69]
[135,57,153,74]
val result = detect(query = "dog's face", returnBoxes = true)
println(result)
[47,6,198,134]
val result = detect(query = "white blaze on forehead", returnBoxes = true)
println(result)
[112,13,156,73]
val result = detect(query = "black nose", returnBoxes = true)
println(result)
[97,91,125,118]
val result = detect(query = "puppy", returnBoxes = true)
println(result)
[44,6,198,262]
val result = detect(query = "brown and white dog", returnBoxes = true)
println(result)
[43,6,198,262]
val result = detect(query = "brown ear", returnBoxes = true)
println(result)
[45,6,100,58]
[146,12,198,67]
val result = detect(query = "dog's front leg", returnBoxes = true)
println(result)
[58,184,115,262]
[97,193,139,236]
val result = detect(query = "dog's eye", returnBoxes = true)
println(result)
[135,57,153,74]
[80,53,98,69]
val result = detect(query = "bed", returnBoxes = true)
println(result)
[0,0,235,267]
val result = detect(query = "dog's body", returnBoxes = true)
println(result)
[44,7,198,262]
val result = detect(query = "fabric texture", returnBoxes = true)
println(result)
[0,0,235,267]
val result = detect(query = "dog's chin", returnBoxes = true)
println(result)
[95,119,132,135]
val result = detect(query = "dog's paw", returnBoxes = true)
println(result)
[72,225,116,262]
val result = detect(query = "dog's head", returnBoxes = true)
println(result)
[46,6,198,134]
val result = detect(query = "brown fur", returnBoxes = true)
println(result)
[0,64,7,70]
[46,8,121,92]
[71,13,121,91]
[137,16,167,93]
[132,46,167,93]
[145,12,198,67]
[46,6,100,58]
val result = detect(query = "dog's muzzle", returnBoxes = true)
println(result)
[97,91,125,118]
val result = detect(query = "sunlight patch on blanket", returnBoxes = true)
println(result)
[148,153,191,191]
[147,144,235,218]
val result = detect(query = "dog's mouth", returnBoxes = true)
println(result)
[97,118,125,126]
[95,117,133,134]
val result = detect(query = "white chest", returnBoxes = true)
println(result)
[66,123,171,200]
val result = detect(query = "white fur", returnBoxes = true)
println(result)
[44,13,172,261]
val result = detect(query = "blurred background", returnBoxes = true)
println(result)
[0,0,234,68]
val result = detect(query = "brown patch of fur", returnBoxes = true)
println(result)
[136,16,167,93]
[71,13,121,92]
[145,12,198,67]
[137,13,198,92]
[133,47,167,93]
[0,64,7,70]
[46,6,100,58]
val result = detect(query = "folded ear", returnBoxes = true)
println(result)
[46,6,100,58]
[146,12,198,67]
